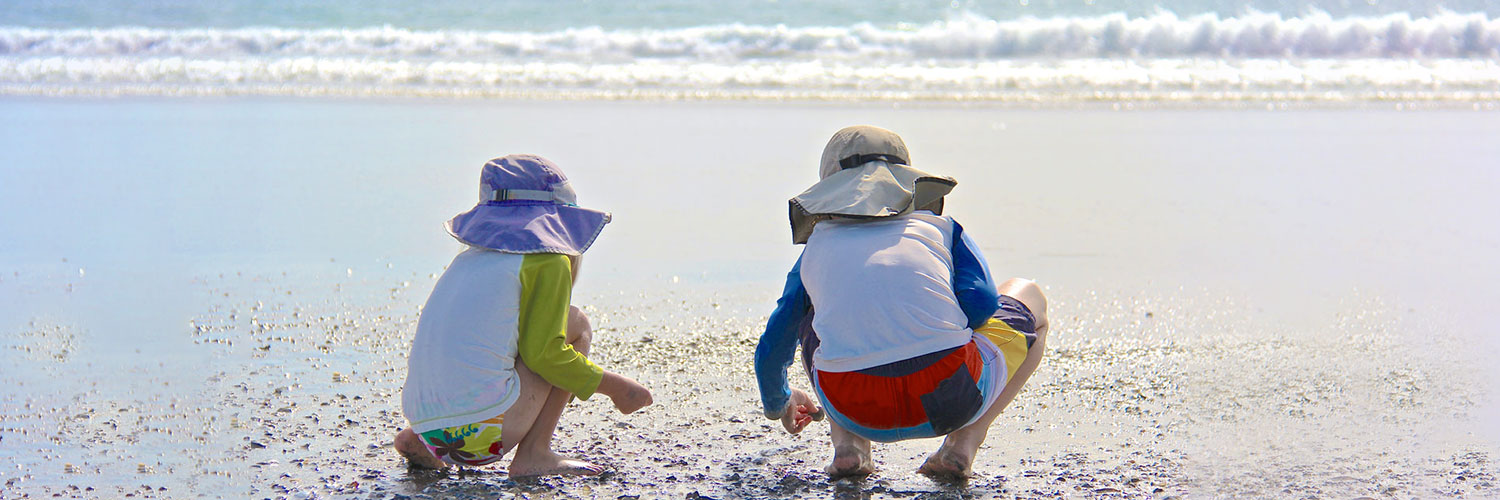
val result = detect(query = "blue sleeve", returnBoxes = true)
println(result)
[951,219,1000,329]
[754,254,810,419]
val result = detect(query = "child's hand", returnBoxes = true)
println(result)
[781,388,823,434]
[611,378,652,414]
[599,371,653,414]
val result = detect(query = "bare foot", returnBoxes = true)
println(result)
[917,449,972,482]
[509,449,607,478]
[394,428,448,469]
[825,445,875,479]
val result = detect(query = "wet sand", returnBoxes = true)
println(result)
[2,100,1497,498]
[2,273,1495,499]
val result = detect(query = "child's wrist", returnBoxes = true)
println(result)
[598,371,640,401]
[596,371,622,398]
[764,397,791,420]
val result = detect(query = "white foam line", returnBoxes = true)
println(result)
[3,56,1496,92]
[2,11,1498,60]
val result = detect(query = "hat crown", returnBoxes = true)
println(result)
[482,154,567,192]
[818,125,910,180]
[479,154,577,205]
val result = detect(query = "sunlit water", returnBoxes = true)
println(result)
[4,0,1500,103]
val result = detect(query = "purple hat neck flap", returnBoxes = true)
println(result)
[445,155,611,255]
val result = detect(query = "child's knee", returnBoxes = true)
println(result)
[395,428,417,449]
[395,428,442,468]
[999,278,1047,326]
[567,306,593,349]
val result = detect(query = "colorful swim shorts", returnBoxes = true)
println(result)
[803,295,1037,442]
[417,414,506,466]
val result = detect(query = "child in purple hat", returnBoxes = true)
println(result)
[394,154,653,477]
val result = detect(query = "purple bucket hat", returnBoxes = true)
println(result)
[445,155,611,255]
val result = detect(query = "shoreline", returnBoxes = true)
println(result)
[4,85,1500,111]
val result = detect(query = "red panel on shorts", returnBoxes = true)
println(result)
[815,342,982,429]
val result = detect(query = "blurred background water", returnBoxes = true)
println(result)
[3,0,1498,101]
[6,0,1499,30]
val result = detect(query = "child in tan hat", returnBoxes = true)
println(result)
[754,126,1050,480]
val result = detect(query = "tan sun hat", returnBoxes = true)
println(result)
[787,125,957,244]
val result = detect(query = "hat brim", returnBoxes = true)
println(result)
[788,162,955,244]
[446,203,611,255]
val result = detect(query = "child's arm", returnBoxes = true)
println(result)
[517,254,604,399]
[596,371,653,414]
[754,254,814,421]
[951,219,1000,328]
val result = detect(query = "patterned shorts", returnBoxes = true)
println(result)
[417,414,506,466]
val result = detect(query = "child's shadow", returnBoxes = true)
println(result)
[832,476,872,500]
[832,473,977,500]
[403,465,623,496]
[401,465,518,496]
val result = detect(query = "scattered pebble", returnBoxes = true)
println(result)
[0,273,1492,499]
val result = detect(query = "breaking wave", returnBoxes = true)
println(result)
[2,11,1498,102]
[5,11,1498,60]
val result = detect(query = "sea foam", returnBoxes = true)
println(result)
[2,11,1498,102]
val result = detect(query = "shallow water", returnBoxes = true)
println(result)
[1,100,1497,498]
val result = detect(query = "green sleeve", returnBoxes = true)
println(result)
[517,253,604,400]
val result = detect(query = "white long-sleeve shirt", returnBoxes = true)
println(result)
[799,213,975,372]
[402,248,602,433]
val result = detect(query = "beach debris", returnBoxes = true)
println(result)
[5,267,1492,500]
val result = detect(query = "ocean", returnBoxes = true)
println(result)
[3,0,1499,103]
[1,1,1498,499]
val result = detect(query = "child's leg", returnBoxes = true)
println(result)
[797,316,875,478]
[394,427,448,469]
[504,306,605,478]
[827,420,876,478]
[919,278,1049,480]
[393,306,603,472]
